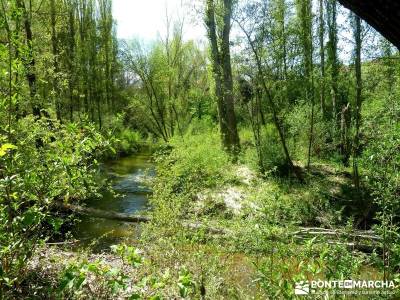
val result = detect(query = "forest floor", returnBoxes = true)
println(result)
[185,161,358,238]
[27,245,139,298]
[193,162,353,222]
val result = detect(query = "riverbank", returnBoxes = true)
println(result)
[15,129,398,299]
[136,130,396,299]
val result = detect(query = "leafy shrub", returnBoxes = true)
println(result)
[361,124,400,275]
[254,239,366,298]
[0,117,112,296]
[177,268,196,298]
[116,129,142,154]
[101,112,144,156]
[154,131,232,195]
[260,124,288,173]
[58,260,130,298]
[361,124,400,217]
[111,244,142,268]
[186,116,215,136]
[240,125,289,175]
[286,100,334,160]
[148,131,235,229]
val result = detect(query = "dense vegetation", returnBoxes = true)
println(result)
[0,0,399,298]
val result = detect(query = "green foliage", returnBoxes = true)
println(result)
[107,128,143,156]
[177,268,196,298]
[240,125,287,175]
[361,124,400,275]
[361,117,400,215]
[259,124,288,173]
[148,131,235,227]
[102,112,144,156]
[122,32,211,140]
[286,100,334,159]
[58,260,129,298]
[0,143,17,157]
[1,0,400,298]
[253,238,367,298]
[111,244,143,268]
[155,131,233,194]
[0,117,112,296]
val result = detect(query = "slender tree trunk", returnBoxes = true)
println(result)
[50,0,62,122]
[17,0,41,118]
[206,0,229,148]
[307,82,315,169]
[353,14,362,194]
[256,87,266,126]
[276,0,288,80]
[67,4,76,122]
[340,102,350,165]
[296,0,315,169]
[319,0,325,115]
[247,100,264,173]
[1,0,13,135]
[327,0,338,132]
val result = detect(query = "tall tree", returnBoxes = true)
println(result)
[319,0,325,115]
[122,28,209,141]
[205,0,240,156]
[50,0,62,122]
[296,0,315,168]
[16,0,41,118]
[271,0,288,80]
[352,13,362,194]
[235,3,303,181]
[65,0,77,121]
[326,0,339,130]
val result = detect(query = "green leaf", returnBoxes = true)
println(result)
[0,143,17,157]
[49,217,63,232]
[22,210,39,226]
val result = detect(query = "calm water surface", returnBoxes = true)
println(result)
[73,149,155,249]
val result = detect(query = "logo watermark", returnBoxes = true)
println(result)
[294,280,397,296]
[294,281,309,295]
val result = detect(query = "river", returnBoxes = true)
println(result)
[73,148,155,250]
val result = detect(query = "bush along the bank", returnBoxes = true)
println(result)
[103,113,145,158]
[0,117,113,297]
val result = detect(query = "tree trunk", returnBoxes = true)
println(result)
[340,103,351,165]
[319,0,326,116]
[296,0,315,169]
[50,0,62,122]
[352,14,362,195]
[17,0,41,119]
[67,3,76,122]
[221,0,240,155]
[236,20,303,182]
[326,0,339,134]
[205,0,240,156]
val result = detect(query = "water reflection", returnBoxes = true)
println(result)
[73,149,154,249]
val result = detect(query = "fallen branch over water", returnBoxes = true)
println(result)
[294,236,376,252]
[56,202,228,235]
[56,202,383,251]
[46,239,82,245]
[291,227,382,252]
[293,227,382,241]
